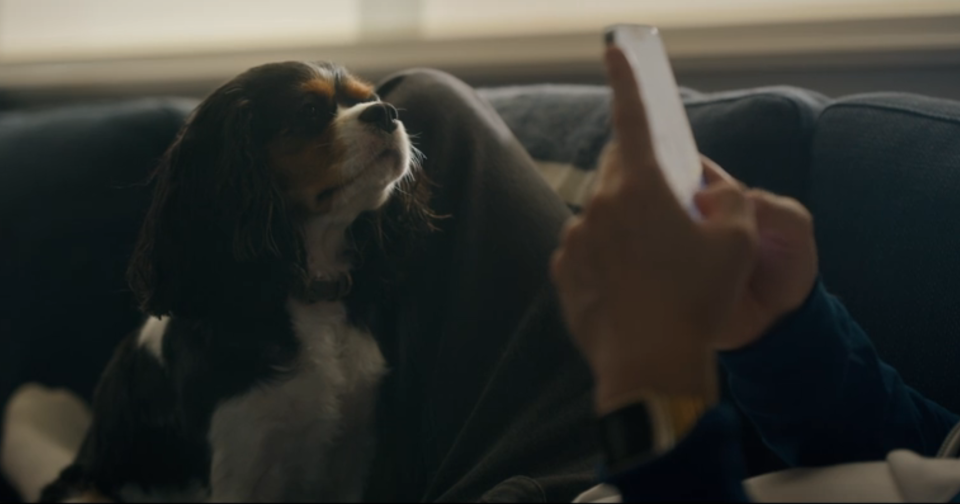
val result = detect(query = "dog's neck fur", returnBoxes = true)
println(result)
[304,215,356,281]
[206,211,387,502]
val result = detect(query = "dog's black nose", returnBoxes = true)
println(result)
[359,103,398,133]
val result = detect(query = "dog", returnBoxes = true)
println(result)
[39,61,432,502]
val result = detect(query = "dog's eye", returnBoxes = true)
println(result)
[300,104,319,119]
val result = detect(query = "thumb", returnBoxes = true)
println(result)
[748,189,813,238]
[695,182,752,223]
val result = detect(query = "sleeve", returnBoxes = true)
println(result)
[719,280,960,467]
[603,404,751,502]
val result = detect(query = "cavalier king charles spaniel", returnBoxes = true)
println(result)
[40,61,431,503]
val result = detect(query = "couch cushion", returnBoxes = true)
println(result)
[0,99,194,415]
[684,87,827,201]
[810,93,960,414]
[479,85,827,207]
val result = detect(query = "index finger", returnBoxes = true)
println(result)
[605,47,657,171]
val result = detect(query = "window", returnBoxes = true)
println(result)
[0,0,359,63]
[422,0,960,39]
[3,0,958,63]
[1,0,958,91]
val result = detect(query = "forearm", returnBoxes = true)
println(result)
[720,280,959,466]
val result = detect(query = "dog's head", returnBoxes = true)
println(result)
[129,61,424,317]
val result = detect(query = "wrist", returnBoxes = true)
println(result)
[719,277,825,360]
[753,276,822,349]
[715,274,820,352]
[774,275,820,328]
[592,346,718,416]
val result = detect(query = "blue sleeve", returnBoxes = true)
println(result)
[719,280,960,466]
[604,404,750,502]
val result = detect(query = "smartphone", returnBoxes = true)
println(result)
[605,24,702,215]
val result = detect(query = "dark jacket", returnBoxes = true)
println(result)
[607,281,960,502]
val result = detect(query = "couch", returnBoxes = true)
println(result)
[3,82,960,501]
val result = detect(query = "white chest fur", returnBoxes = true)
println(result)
[207,300,387,503]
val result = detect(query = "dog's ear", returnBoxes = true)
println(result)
[128,86,307,317]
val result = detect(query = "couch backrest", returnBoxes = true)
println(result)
[0,99,195,411]
[480,85,828,206]
[809,93,960,414]
[684,87,827,202]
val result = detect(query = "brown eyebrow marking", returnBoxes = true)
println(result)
[301,78,335,98]
[340,77,375,101]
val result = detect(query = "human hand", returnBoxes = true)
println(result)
[703,160,819,351]
[550,46,759,415]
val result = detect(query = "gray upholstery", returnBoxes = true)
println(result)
[0,98,194,410]
[481,85,828,202]
[810,93,960,414]
[478,85,613,170]
[0,99,196,502]
[684,87,828,201]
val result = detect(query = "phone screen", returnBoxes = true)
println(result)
[606,25,702,215]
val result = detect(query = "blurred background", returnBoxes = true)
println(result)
[1,0,960,107]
